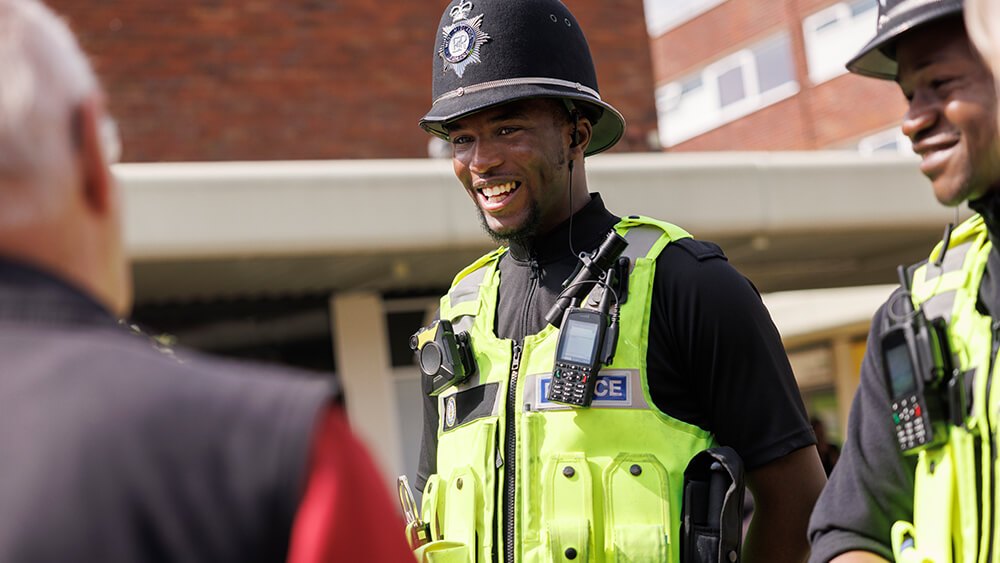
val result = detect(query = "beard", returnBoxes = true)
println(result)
[477,201,541,247]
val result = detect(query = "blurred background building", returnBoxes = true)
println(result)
[649,0,908,153]
[46,0,961,485]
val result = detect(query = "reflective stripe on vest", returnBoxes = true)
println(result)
[424,216,717,563]
[448,265,490,308]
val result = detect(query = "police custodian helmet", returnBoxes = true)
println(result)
[419,0,626,156]
[847,0,964,80]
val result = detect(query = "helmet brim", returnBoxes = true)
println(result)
[420,83,626,156]
[846,1,964,80]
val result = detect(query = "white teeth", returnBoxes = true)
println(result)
[481,182,515,198]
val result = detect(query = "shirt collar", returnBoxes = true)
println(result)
[0,257,118,327]
[506,193,620,263]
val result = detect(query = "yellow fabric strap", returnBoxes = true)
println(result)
[415,540,473,563]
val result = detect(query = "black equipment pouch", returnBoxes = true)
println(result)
[681,447,745,563]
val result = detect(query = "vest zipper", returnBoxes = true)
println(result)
[504,257,538,562]
[503,342,522,563]
[503,257,536,562]
[985,321,1000,562]
[521,259,540,338]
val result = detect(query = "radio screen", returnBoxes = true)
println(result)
[886,341,917,397]
[558,318,600,364]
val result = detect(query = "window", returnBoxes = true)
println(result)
[656,33,799,147]
[802,0,879,84]
[857,127,913,156]
[643,0,728,36]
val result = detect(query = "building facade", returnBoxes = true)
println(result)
[648,0,910,153]
[48,0,660,161]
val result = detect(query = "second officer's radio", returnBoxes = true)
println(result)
[880,265,954,454]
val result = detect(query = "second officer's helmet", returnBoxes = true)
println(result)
[847,0,964,80]
[419,0,626,156]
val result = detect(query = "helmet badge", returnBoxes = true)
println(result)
[439,1,491,78]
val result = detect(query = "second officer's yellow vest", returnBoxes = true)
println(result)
[892,215,999,563]
[419,217,717,563]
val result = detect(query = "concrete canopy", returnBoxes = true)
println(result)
[121,151,962,310]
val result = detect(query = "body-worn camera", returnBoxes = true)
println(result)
[881,267,954,454]
[410,319,476,396]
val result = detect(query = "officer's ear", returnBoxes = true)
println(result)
[567,111,593,159]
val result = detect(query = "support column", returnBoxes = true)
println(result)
[831,335,860,437]
[331,292,403,487]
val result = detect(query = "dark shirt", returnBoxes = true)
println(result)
[418,194,814,488]
[807,192,1000,562]
[0,258,411,563]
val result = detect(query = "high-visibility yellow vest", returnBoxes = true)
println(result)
[418,217,717,563]
[893,215,997,563]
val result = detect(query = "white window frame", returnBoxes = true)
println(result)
[657,33,799,147]
[802,0,879,85]
[644,0,729,37]
[857,127,913,156]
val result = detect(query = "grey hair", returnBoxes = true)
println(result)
[0,0,99,223]
[967,0,1000,140]
[967,0,1000,73]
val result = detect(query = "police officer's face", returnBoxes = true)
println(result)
[447,99,574,242]
[896,18,1000,205]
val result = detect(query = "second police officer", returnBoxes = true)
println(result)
[807,0,1000,561]
[413,0,828,562]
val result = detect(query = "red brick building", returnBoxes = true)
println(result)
[46,0,659,162]
[648,0,909,152]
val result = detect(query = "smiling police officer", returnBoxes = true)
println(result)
[413,1,826,562]
[807,1,1000,562]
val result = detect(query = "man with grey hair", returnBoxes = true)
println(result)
[0,2,412,561]
[968,0,1000,100]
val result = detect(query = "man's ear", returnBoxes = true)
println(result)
[74,96,115,215]
[568,114,593,160]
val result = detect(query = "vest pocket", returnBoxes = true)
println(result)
[422,474,444,540]
[442,466,480,555]
[418,476,474,562]
[543,453,595,561]
[434,418,499,562]
[603,454,671,563]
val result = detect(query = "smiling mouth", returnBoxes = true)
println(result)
[476,181,520,208]
[917,140,959,177]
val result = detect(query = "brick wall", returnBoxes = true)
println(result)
[651,0,905,151]
[650,0,788,80]
[47,0,658,162]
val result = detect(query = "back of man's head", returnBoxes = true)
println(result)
[0,0,131,316]
[0,0,96,217]
[968,0,1000,117]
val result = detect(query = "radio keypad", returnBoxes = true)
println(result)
[892,394,930,451]
[548,362,595,407]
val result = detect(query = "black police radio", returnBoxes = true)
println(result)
[544,229,628,407]
[550,306,617,407]
[880,265,953,454]
[410,319,477,396]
